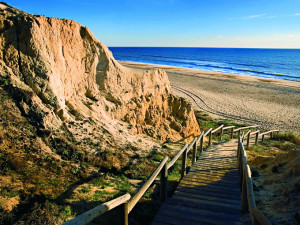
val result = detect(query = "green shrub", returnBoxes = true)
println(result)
[251,145,263,154]
[273,132,300,145]
[80,186,90,193]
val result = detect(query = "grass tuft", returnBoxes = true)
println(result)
[273,132,300,145]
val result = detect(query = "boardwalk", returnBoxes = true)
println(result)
[152,140,242,225]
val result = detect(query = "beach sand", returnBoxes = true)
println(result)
[121,61,300,133]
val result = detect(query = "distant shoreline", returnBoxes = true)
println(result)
[120,61,300,89]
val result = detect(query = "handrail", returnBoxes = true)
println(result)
[259,129,279,136]
[128,156,169,213]
[203,128,212,137]
[244,129,251,138]
[259,129,279,142]
[195,131,204,145]
[238,137,271,225]
[211,124,224,134]
[234,125,258,132]
[186,136,198,154]
[63,194,131,225]
[250,130,260,135]
[167,144,188,170]
[223,125,235,130]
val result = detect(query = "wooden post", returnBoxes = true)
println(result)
[200,135,204,153]
[160,163,168,203]
[119,203,128,225]
[192,140,197,164]
[181,148,187,179]
[238,146,243,190]
[255,133,259,145]
[209,131,212,146]
[231,127,234,139]
[241,173,248,212]
[262,134,264,142]
[238,129,241,138]
[220,127,223,141]
[246,132,251,148]
[239,163,243,190]
[270,132,273,139]
[237,141,240,158]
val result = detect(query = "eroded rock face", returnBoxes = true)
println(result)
[0,3,200,142]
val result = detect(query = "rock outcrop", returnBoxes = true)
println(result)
[0,2,200,143]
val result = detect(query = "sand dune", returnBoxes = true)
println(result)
[122,61,300,133]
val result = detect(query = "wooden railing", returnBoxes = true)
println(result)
[234,125,259,138]
[65,123,278,225]
[243,129,279,148]
[63,194,131,225]
[237,136,272,225]
[260,130,279,141]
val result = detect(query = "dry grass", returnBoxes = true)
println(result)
[247,134,300,225]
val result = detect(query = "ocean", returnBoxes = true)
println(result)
[109,47,300,82]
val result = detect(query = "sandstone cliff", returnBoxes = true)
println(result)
[0,3,200,222]
[0,3,199,144]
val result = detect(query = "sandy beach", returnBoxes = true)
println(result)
[121,61,300,134]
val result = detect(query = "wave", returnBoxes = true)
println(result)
[111,47,300,82]
[120,58,300,81]
[118,53,270,69]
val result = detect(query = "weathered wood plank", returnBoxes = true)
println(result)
[160,203,241,222]
[156,207,240,225]
[183,174,239,184]
[173,191,241,205]
[151,221,170,225]
[153,214,211,225]
[187,169,239,175]
[168,194,241,213]
[174,186,241,200]
[181,177,239,188]
[181,175,238,184]
[195,156,237,161]
[179,180,240,192]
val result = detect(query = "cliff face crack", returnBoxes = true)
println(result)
[14,16,24,80]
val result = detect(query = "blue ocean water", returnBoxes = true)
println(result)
[109,47,300,82]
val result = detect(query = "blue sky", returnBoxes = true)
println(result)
[4,0,300,48]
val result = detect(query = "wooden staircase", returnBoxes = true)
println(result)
[64,125,276,225]
[152,140,242,225]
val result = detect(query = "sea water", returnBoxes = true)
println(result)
[109,47,300,82]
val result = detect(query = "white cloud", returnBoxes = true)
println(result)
[228,13,270,20]
[245,14,266,19]
[295,13,300,16]
[216,35,223,39]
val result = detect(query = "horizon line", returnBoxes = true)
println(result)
[108,46,300,50]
